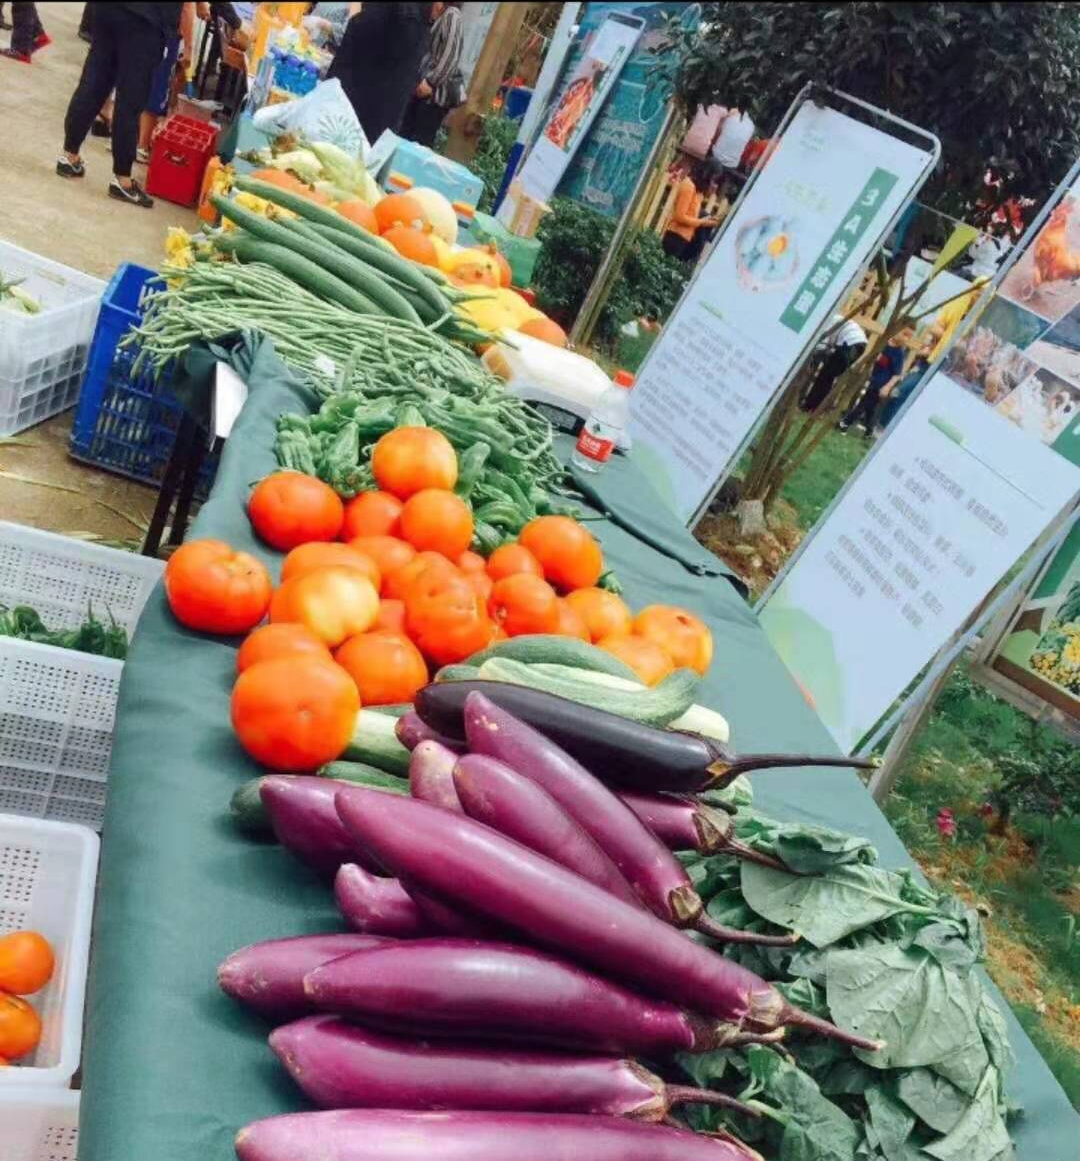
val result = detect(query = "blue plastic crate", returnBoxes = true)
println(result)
[69,263,219,499]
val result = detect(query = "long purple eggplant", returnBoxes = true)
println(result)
[217,933,388,1018]
[335,864,428,937]
[462,694,794,946]
[408,740,463,811]
[452,754,641,907]
[259,776,379,876]
[416,680,873,792]
[332,789,881,1050]
[270,1015,757,1120]
[235,1109,761,1161]
[303,939,756,1055]
[396,711,466,753]
[618,789,788,869]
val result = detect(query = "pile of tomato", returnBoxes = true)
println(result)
[0,931,54,1066]
[164,425,712,774]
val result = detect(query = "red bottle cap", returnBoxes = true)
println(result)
[613,370,635,389]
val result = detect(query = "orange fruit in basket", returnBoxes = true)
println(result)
[597,635,674,687]
[236,623,331,674]
[382,550,459,602]
[280,541,381,590]
[405,572,493,665]
[372,598,407,635]
[375,192,426,233]
[165,539,272,635]
[342,491,403,539]
[348,536,416,591]
[399,489,474,559]
[564,587,632,643]
[518,316,568,347]
[383,225,439,267]
[519,516,603,592]
[486,543,543,583]
[372,427,458,499]
[0,931,54,996]
[488,573,560,637]
[336,631,429,705]
[554,598,590,640]
[336,200,379,233]
[0,993,42,1061]
[248,472,344,549]
[633,605,713,676]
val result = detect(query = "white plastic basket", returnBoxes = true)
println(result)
[0,1089,80,1161]
[0,815,99,1087]
[0,241,105,437]
[0,522,163,829]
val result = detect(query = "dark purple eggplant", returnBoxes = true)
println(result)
[415,681,873,793]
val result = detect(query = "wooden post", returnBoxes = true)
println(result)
[443,2,532,163]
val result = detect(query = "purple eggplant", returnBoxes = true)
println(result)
[270,1015,757,1119]
[235,1109,761,1161]
[415,680,872,792]
[217,933,388,1018]
[302,939,751,1056]
[408,740,463,811]
[331,789,881,1051]
[452,754,641,907]
[396,712,466,753]
[335,864,428,937]
[259,776,380,876]
[462,694,794,945]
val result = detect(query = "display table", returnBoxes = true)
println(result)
[79,339,1075,1160]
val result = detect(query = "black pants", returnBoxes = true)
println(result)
[842,383,883,431]
[11,2,43,55]
[63,4,163,177]
[400,97,449,148]
[661,231,692,262]
[802,342,867,412]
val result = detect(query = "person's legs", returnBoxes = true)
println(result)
[8,3,39,57]
[408,101,447,148]
[61,7,119,168]
[110,14,164,200]
[0,7,9,32]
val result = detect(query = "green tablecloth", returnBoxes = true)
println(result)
[79,339,1076,1160]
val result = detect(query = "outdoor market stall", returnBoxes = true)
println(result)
[74,337,1077,1161]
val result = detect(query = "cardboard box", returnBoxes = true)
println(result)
[370,132,484,230]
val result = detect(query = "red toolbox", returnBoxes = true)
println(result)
[146,116,219,207]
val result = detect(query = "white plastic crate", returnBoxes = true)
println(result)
[0,522,163,829]
[0,815,99,1087]
[0,241,105,437]
[0,1089,80,1161]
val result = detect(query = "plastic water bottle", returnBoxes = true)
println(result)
[572,370,634,473]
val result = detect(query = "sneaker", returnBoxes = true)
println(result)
[109,177,153,208]
[56,155,85,178]
[32,31,51,51]
[135,146,151,165]
[90,116,111,138]
[0,46,30,63]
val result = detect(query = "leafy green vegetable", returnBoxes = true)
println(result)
[923,1066,1013,1161]
[894,1069,970,1134]
[0,603,127,658]
[864,1086,919,1161]
[736,811,877,874]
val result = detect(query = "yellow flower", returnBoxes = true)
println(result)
[164,228,195,273]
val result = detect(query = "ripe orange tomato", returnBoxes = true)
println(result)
[280,541,381,590]
[383,225,439,267]
[597,634,674,686]
[371,427,458,499]
[633,605,713,675]
[341,491,403,539]
[372,598,407,635]
[486,543,543,583]
[347,535,416,589]
[456,550,487,575]
[465,570,493,603]
[270,566,380,647]
[248,471,344,550]
[399,489,475,558]
[554,598,590,640]
[564,587,632,643]
[405,572,493,665]
[519,516,603,591]
[489,573,560,637]
[236,623,331,674]
[164,539,272,635]
[336,200,378,233]
[335,631,429,705]
[374,191,426,233]
[0,993,42,1061]
[382,550,459,601]
[0,932,54,996]
[231,656,359,771]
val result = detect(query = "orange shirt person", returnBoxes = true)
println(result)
[662,157,719,263]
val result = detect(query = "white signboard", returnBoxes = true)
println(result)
[629,99,936,522]
[760,374,1079,751]
[497,11,643,222]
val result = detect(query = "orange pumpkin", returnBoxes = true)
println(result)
[375,192,426,233]
[383,225,439,267]
[336,200,379,232]
[518,316,568,347]
[447,248,501,288]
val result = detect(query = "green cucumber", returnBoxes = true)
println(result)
[669,701,730,742]
[341,710,410,775]
[317,761,410,792]
[476,658,700,727]
[230,777,271,836]
[434,663,482,683]
[372,703,412,719]
[466,634,639,681]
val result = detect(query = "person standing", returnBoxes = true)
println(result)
[400,2,464,147]
[1,2,50,63]
[801,315,868,412]
[839,325,914,435]
[328,2,430,143]
[661,156,720,264]
[58,3,182,207]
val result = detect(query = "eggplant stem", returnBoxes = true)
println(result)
[722,838,793,873]
[666,1086,761,1117]
[708,753,876,788]
[781,1003,884,1052]
[724,1028,786,1047]
[695,914,800,946]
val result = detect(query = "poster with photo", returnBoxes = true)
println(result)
[942,302,1038,405]
[994,366,1080,445]
[1028,304,1080,387]
[999,180,1080,323]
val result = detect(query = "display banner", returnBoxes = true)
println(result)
[497,10,644,223]
[628,95,938,523]
[761,170,1080,751]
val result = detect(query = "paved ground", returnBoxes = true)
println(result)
[1,2,201,542]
